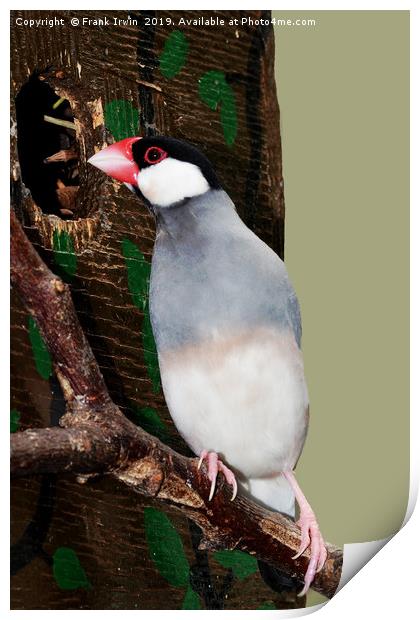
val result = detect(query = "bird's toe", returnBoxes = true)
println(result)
[217,461,238,501]
[296,514,327,596]
[196,450,238,502]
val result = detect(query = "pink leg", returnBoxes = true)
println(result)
[197,450,238,501]
[283,471,328,596]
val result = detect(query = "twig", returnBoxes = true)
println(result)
[135,78,162,92]
[52,97,66,110]
[44,148,78,164]
[43,115,76,130]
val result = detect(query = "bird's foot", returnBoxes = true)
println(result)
[293,507,327,596]
[197,450,238,502]
[283,471,328,596]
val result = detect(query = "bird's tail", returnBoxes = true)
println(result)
[242,473,296,518]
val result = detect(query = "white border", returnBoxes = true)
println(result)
[4,3,416,618]
[4,2,415,10]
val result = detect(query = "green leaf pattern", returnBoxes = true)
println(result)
[198,70,238,145]
[213,549,258,580]
[104,99,139,141]
[10,408,21,433]
[133,405,168,442]
[28,315,52,380]
[144,507,190,588]
[160,30,189,79]
[53,547,91,590]
[52,229,77,279]
[182,584,201,609]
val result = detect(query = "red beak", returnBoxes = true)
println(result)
[88,137,141,184]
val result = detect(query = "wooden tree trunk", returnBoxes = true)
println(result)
[9,9,303,610]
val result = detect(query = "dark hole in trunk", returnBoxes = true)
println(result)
[15,74,80,220]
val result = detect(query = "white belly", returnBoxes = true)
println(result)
[159,327,309,479]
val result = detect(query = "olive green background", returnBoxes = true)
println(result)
[274,10,409,557]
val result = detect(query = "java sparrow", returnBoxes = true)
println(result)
[88,136,327,594]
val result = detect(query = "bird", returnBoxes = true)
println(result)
[88,136,327,595]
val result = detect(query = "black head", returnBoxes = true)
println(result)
[132,136,221,190]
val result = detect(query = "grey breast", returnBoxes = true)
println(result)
[149,190,302,352]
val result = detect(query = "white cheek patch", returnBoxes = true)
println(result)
[137,157,210,207]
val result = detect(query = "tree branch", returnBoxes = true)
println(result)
[11,425,119,476]
[10,210,110,407]
[10,210,343,599]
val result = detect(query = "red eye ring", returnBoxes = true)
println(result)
[144,146,168,165]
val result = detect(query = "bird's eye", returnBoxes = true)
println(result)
[144,146,167,165]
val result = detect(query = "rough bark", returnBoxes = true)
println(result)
[11,426,117,477]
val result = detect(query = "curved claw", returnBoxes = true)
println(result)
[209,475,217,501]
[295,517,327,597]
[197,450,238,502]
[282,470,327,596]
[298,529,320,596]
[316,536,328,573]
[292,527,310,560]
[218,461,238,501]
